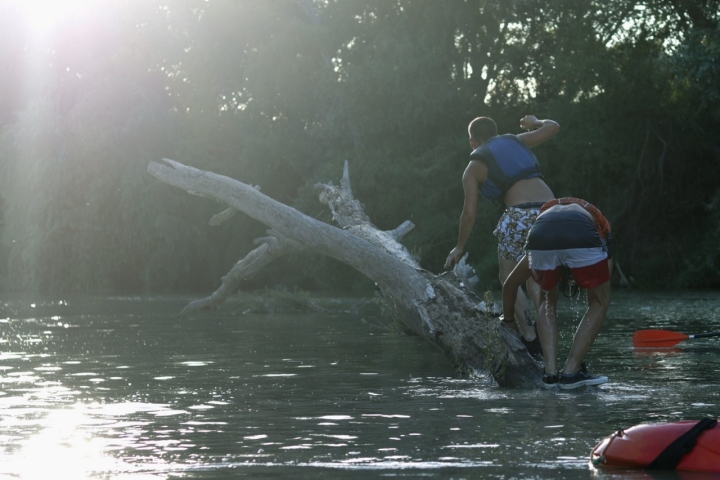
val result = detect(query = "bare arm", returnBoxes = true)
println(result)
[517,115,560,148]
[501,255,532,321]
[444,162,484,269]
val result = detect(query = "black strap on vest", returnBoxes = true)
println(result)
[646,418,717,469]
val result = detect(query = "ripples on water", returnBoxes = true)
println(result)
[0,292,718,479]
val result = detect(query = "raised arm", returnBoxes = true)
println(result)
[517,115,560,148]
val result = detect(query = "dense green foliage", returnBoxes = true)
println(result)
[0,0,718,293]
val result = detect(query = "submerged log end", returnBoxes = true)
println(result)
[179,297,217,317]
[421,275,542,387]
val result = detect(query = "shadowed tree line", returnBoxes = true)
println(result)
[0,0,718,294]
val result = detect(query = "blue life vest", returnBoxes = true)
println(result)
[470,134,543,205]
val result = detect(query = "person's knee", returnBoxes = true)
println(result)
[587,282,611,310]
[498,257,516,282]
[539,291,558,315]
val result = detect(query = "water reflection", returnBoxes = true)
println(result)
[0,293,718,478]
[2,402,181,479]
[9,404,113,479]
[632,348,683,356]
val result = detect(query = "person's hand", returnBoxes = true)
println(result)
[444,247,464,269]
[520,115,541,130]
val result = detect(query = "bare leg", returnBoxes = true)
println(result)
[499,256,536,341]
[562,280,611,374]
[524,276,542,316]
[537,287,559,374]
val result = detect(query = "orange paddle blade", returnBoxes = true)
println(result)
[632,329,690,347]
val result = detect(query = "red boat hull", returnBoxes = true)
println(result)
[591,420,720,473]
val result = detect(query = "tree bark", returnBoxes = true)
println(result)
[148,158,542,387]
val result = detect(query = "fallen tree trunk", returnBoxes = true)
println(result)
[148,158,541,387]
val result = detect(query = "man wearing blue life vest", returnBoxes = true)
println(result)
[500,198,612,389]
[444,115,560,353]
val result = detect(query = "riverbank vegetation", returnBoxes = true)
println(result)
[0,0,718,293]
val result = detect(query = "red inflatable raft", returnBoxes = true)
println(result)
[591,418,720,473]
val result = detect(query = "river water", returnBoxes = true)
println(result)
[0,291,718,479]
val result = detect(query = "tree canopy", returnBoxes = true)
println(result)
[1,0,718,293]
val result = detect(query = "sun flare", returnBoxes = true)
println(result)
[10,0,94,32]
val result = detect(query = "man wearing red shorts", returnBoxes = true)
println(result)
[501,199,612,389]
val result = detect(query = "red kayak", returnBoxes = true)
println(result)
[591,418,720,473]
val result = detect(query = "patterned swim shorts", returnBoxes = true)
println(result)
[493,206,541,262]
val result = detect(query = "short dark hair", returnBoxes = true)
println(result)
[468,117,497,143]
